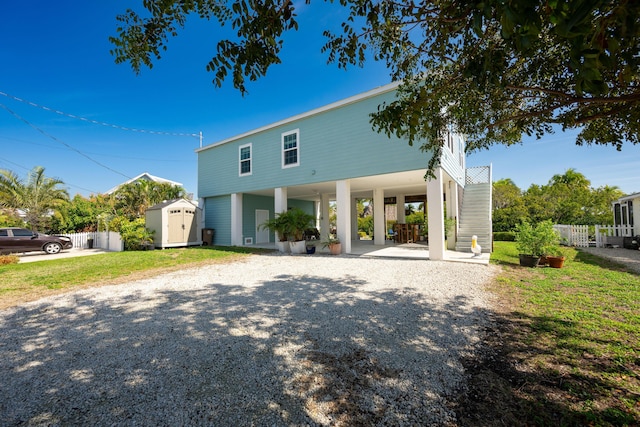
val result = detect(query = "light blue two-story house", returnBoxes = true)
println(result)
[196,83,492,260]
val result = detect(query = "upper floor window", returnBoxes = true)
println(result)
[282,129,299,168]
[239,143,252,176]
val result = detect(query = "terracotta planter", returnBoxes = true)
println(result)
[546,256,566,268]
[519,254,541,268]
[328,243,342,255]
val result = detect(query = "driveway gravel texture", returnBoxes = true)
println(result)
[0,254,498,426]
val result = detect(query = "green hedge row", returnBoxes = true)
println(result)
[493,231,516,241]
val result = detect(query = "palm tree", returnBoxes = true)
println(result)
[113,180,187,219]
[0,166,69,231]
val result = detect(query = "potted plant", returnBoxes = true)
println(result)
[515,220,559,267]
[260,213,291,253]
[322,234,341,255]
[545,247,567,268]
[282,207,315,254]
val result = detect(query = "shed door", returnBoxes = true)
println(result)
[184,208,196,242]
[168,208,185,243]
[168,207,197,243]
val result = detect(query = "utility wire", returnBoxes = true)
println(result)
[0,103,131,180]
[0,90,200,138]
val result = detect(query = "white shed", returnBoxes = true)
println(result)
[145,199,202,249]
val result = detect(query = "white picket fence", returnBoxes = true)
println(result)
[553,224,635,248]
[594,225,635,248]
[553,224,590,247]
[58,231,124,252]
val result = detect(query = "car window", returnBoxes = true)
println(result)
[13,229,35,237]
[0,230,7,236]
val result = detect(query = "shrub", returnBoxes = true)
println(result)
[118,218,155,251]
[0,254,19,265]
[494,231,516,241]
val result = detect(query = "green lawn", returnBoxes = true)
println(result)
[0,246,270,309]
[483,241,640,426]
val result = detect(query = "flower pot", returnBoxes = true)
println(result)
[276,240,290,253]
[519,254,541,268]
[328,243,342,255]
[546,256,566,268]
[290,240,307,254]
[306,245,316,254]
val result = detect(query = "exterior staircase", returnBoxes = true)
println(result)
[455,167,492,253]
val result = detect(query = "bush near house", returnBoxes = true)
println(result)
[493,231,516,241]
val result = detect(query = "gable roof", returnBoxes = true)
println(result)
[105,172,183,195]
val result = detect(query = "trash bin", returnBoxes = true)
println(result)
[87,238,94,249]
[202,228,215,246]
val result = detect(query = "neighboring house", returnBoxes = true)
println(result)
[105,172,184,195]
[196,83,492,260]
[612,192,639,235]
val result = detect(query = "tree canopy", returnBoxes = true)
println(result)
[111,0,640,172]
[0,166,69,231]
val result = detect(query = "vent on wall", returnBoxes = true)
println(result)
[244,237,253,245]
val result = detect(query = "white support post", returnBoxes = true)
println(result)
[397,194,406,223]
[447,180,459,250]
[351,197,358,239]
[274,187,287,242]
[336,180,351,254]
[230,193,243,246]
[427,168,445,260]
[373,188,385,245]
[320,193,330,238]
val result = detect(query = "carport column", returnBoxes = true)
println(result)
[447,180,459,250]
[320,193,330,237]
[373,188,385,245]
[397,194,406,223]
[274,187,288,241]
[336,179,351,254]
[427,168,445,260]
[230,193,243,246]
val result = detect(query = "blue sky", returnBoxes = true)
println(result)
[1,2,637,198]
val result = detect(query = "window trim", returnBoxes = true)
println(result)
[281,129,300,169]
[239,143,252,176]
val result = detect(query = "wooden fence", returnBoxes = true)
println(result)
[59,231,123,252]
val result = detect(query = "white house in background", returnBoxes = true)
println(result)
[195,83,492,260]
[612,192,639,235]
[105,172,183,195]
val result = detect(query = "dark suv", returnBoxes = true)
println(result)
[0,227,73,255]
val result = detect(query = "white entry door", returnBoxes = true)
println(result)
[255,209,270,244]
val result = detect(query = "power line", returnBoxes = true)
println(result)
[0,103,131,180]
[0,90,200,138]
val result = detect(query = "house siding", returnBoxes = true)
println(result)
[204,195,231,245]
[242,194,314,243]
[198,89,438,198]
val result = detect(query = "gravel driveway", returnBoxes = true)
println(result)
[1,254,498,426]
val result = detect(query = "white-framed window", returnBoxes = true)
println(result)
[239,143,252,176]
[282,129,300,168]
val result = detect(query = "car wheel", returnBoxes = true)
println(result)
[44,242,62,254]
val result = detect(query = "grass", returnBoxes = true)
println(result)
[0,246,272,309]
[1,242,639,424]
[457,241,640,426]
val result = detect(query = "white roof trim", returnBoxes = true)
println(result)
[105,172,183,194]
[616,192,640,202]
[196,81,401,153]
